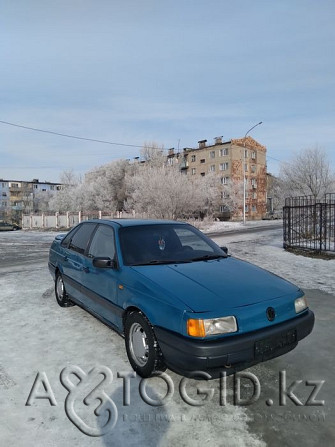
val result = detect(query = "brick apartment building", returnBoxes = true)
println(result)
[167,136,267,220]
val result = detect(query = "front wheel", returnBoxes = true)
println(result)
[124,311,166,377]
[55,273,75,307]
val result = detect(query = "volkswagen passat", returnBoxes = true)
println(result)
[48,219,314,378]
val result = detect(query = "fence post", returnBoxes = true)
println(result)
[55,212,59,229]
[79,211,82,223]
[99,210,102,220]
[319,204,323,252]
[66,212,69,228]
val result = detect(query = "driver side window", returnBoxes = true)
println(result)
[88,224,116,259]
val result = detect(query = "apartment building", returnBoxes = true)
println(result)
[167,136,267,220]
[0,178,62,221]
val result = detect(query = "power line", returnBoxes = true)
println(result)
[267,155,284,163]
[0,119,163,150]
[0,118,286,164]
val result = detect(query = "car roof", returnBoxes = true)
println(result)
[85,219,188,228]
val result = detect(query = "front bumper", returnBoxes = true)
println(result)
[155,309,314,378]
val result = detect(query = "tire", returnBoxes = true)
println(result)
[124,311,166,378]
[55,273,75,307]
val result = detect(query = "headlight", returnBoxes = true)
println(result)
[295,296,308,313]
[187,316,237,337]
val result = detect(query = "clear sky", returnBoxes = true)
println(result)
[1,0,334,183]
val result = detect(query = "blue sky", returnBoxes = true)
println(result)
[1,0,334,182]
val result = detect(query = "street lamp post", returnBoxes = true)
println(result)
[243,121,262,224]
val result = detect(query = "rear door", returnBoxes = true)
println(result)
[61,222,97,302]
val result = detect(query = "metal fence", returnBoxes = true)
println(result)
[283,195,335,253]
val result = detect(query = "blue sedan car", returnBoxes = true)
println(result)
[48,219,314,378]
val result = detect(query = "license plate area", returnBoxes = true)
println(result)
[255,329,297,358]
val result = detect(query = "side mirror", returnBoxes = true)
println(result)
[93,257,116,269]
[220,246,228,255]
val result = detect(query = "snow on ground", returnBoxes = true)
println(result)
[0,229,268,447]
[0,226,333,447]
[198,219,283,233]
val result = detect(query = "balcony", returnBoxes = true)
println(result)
[180,159,189,170]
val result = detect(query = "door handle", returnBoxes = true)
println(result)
[82,267,89,273]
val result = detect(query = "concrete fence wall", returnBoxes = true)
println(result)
[22,211,136,229]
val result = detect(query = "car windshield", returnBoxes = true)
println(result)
[119,223,226,266]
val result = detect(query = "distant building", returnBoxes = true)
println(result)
[167,136,267,220]
[0,178,63,221]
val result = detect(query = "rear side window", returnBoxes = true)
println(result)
[68,223,97,255]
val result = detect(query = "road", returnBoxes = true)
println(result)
[0,226,334,447]
[206,222,283,238]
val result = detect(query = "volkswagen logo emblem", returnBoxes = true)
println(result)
[266,307,276,321]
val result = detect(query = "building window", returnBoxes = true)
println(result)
[191,155,196,162]
[200,159,205,164]
[221,191,229,199]
[2,192,6,197]
[251,178,257,188]
[244,163,248,172]
[244,149,248,158]
[220,176,229,185]
[251,151,256,159]
[253,192,257,199]
[50,185,55,190]
[219,148,228,156]
[34,184,38,189]
[191,168,196,175]
[252,205,257,212]
[245,205,249,212]
[220,162,228,171]
[201,172,205,177]
[251,165,256,173]
[210,165,215,172]
[210,151,215,159]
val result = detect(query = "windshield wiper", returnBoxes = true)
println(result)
[190,254,227,262]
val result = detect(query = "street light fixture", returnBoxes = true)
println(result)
[243,121,262,224]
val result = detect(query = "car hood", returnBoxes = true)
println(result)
[130,257,300,312]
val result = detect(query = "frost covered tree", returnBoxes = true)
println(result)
[49,170,82,212]
[125,164,217,219]
[85,159,129,211]
[279,146,335,200]
[219,179,244,216]
[140,141,165,166]
[49,161,130,213]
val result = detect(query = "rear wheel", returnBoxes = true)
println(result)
[124,311,165,377]
[55,273,75,307]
